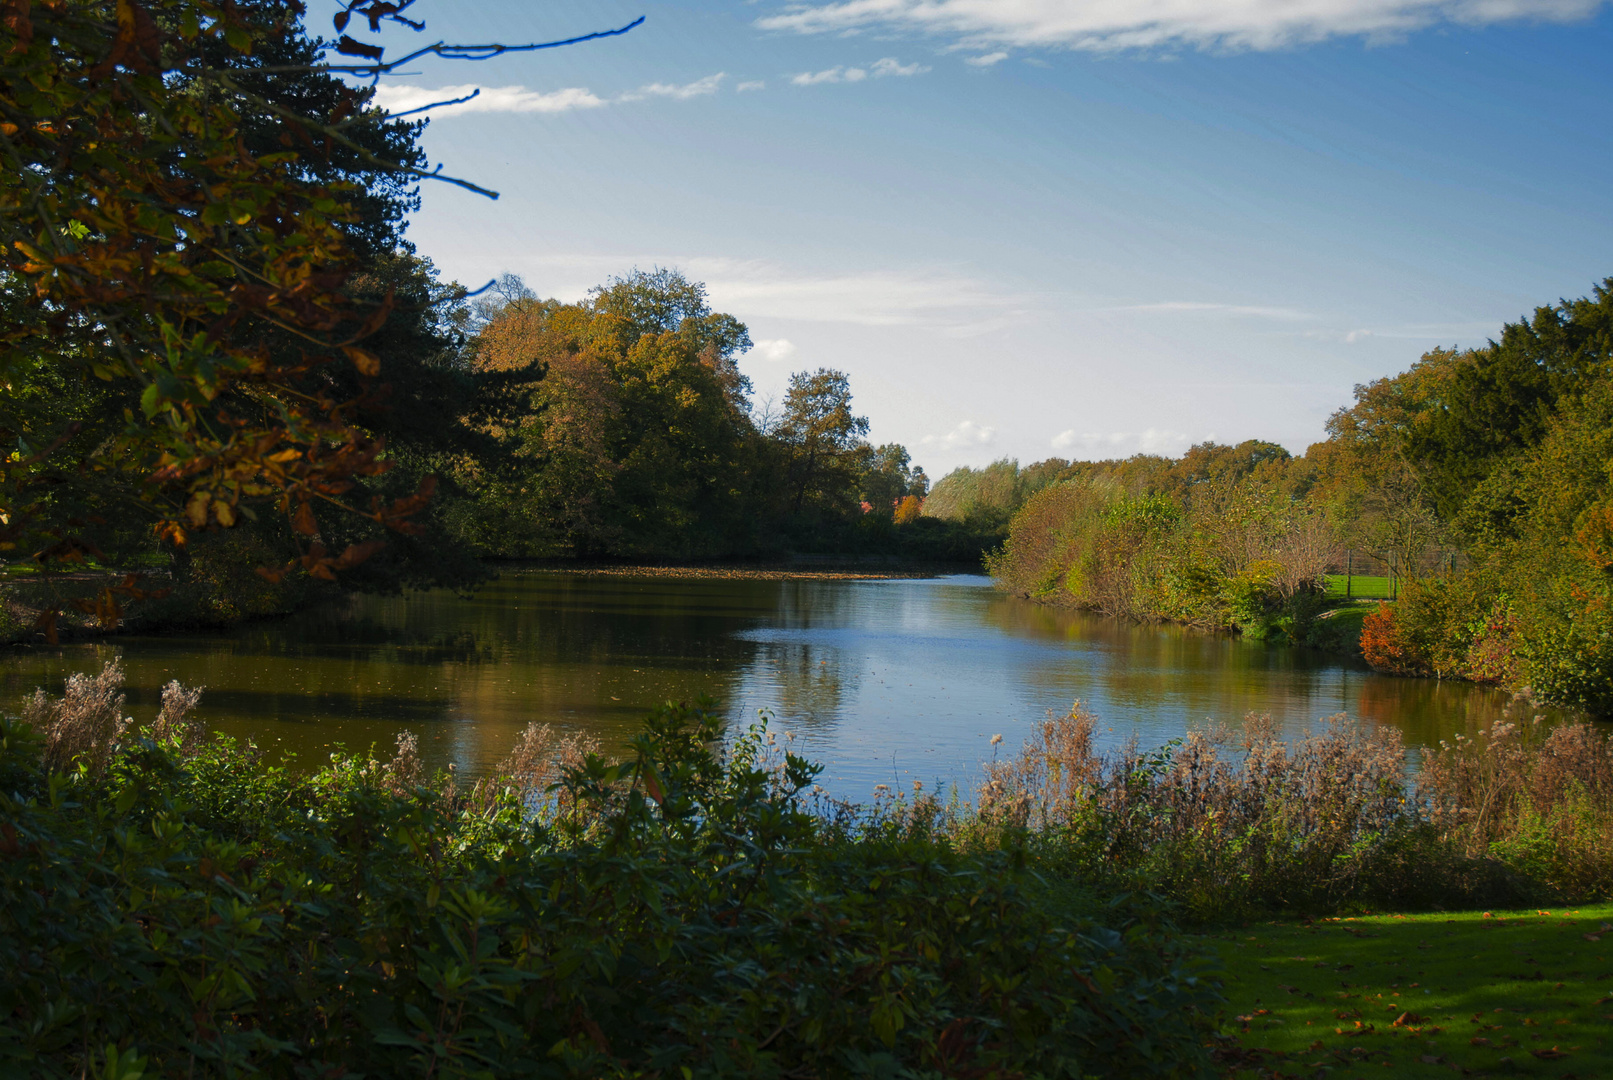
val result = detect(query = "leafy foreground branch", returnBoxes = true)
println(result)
[0,665,1218,1079]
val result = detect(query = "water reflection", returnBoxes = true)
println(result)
[0,572,1574,798]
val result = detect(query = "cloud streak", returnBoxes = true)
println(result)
[619,73,726,101]
[791,56,930,84]
[757,0,1606,53]
[371,74,727,117]
[370,84,606,116]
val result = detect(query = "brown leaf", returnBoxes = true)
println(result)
[292,501,318,536]
[331,539,385,570]
[1531,1047,1569,1060]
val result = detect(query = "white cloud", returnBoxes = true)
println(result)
[792,65,868,84]
[965,51,1010,66]
[370,84,605,117]
[1344,328,1373,344]
[620,73,726,101]
[756,0,1606,53]
[1051,427,1193,456]
[870,56,931,76]
[922,420,997,450]
[752,338,798,362]
[791,57,928,84]
[737,80,767,91]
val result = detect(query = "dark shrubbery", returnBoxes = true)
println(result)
[0,669,1219,1078]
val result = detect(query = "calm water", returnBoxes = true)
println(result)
[0,572,1559,798]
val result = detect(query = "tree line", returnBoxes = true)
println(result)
[978,280,1613,715]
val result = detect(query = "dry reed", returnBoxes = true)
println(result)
[23,658,131,780]
[150,679,206,755]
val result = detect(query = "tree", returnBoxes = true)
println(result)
[777,369,870,516]
[858,444,925,519]
[0,0,635,631]
[463,273,759,558]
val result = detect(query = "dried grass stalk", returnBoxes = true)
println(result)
[150,679,206,755]
[24,658,131,780]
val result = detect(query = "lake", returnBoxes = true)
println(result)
[0,571,1555,798]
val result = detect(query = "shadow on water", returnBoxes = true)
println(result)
[0,571,1574,798]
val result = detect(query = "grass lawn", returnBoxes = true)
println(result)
[1324,574,1395,600]
[1210,906,1613,1079]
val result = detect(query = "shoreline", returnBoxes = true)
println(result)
[496,558,973,582]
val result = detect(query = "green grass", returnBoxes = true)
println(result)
[1210,905,1613,1079]
[1324,574,1395,599]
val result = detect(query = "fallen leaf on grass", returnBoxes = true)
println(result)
[1392,1011,1424,1027]
[1530,1046,1570,1060]
[1470,1037,1493,1046]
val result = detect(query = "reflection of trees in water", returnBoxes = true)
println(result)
[977,591,1579,750]
[742,642,847,736]
[769,580,854,632]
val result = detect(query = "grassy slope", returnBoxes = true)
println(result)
[1210,906,1613,1078]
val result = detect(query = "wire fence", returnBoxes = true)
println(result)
[1323,547,1466,601]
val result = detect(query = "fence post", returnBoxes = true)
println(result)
[1346,549,1352,599]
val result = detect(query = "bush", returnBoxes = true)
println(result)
[0,666,1221,1078]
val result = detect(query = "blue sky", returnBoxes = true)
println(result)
[354,0,1613,475]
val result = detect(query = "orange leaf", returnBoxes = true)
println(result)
[291,501,318,536]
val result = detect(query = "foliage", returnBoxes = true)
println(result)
[0,0,440,615]
[0,667,1221,1078]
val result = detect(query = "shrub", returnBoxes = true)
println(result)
[0,666,1221,1078]
[1360,602,1424,674]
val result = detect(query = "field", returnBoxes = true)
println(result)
[1324,574,1396,600]
[1212,906,1613,1079]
